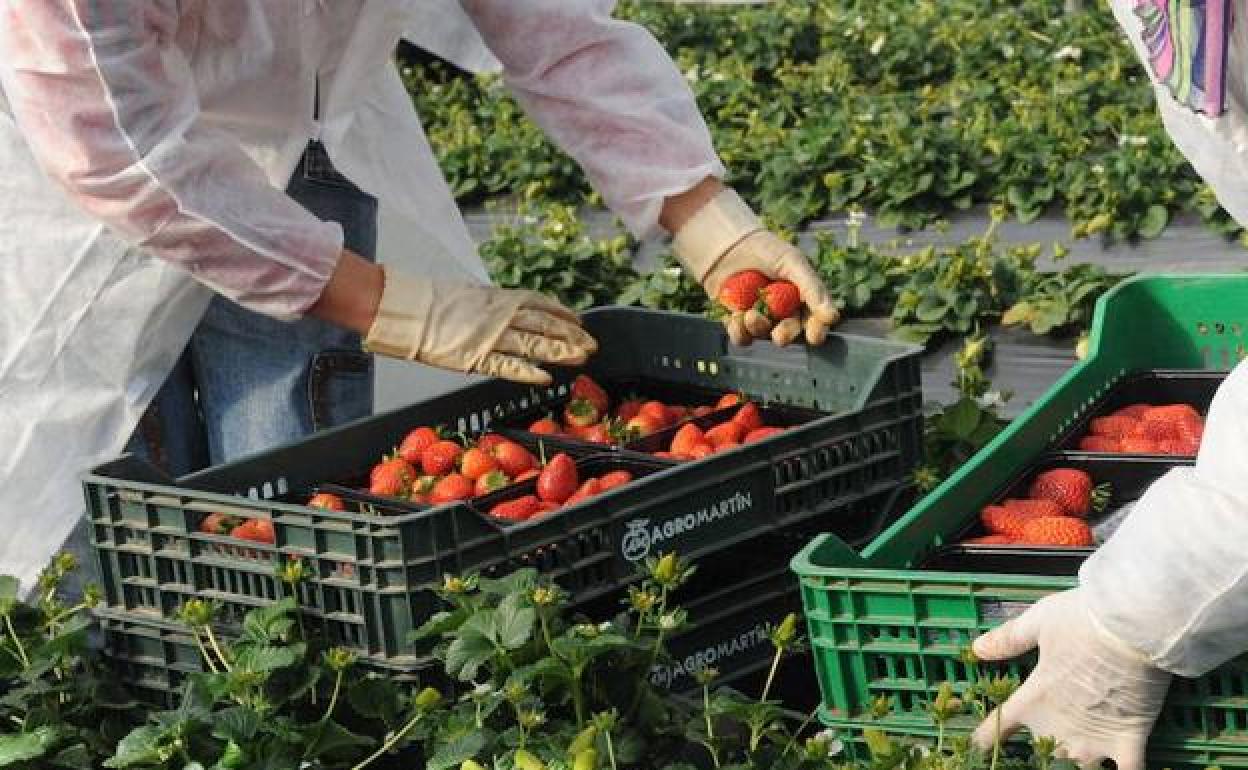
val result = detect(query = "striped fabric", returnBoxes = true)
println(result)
[1134,0,1231,115]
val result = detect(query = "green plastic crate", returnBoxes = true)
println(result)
[792,275,1248,758]
[86,307,922,675]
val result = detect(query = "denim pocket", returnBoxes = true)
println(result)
[301,141,361,192]
[307,350,373,431]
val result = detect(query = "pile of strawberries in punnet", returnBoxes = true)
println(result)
[652,400,784,460]
[526,375,715,442]
[487,455,634,523]
[967,467,1109,547]
[1076,402,1204,455]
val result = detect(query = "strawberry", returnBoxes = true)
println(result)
[731,402,764,433]
[1142,404,1202,424]
[1028,468,1109,517]
[639,401,672,427]
[1175,416,1204,445]
[1089,416,1138,438]
[515,468,541,483]
[200,512,240,535]
[370,457,415,497]
[535,501,561,516]
[566,477,604,506]
[571,375,610,415]
[980,505,1037,538]
[964,534,1017,546]
[1114,403,1153,419]
[599,470,633,491]
[477,433,511,453]
[460,447,499,481]
[1130,420,1178,442]
[409,475,437,504]
[716,393,744,409]
[493,442,538,477]
[421,440,463,477]
[564,398,601,429]
[1019,516,1093,547]
[230,519,275,545]
[616,399,644,423]
[705,421,745,449]
[1001,498,1067,519]
[625,414,663,438]
[430,474,474,505]
[398,426,441,465]
[579,423,613,445]
[718,270,771,312]
[1078,436,1121,452]
[744,426,784,443]
[670,423,706,456]
[689,442,716,460]
[759,281,801,320]
[307,493,345,512]
[528,417,562,435]
[1120,437,1160,454]
[491,495,542,522]
[653,451,679,461]
[537,453,579,504]
[692,406,716,418]
[474,470,512,497]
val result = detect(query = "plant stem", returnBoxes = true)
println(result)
[190,629,221,674]
[571,670,586,728]
[204,626,232,673]
[703,683,715,744]
[43,602,87,629]
[778,706,820,759]
[604,727,618,770]
[628,627,666,717]
[319,669,344,726]
[4,616,30,670]
[760,645,784,702]
[350,713,424,770]
[990,706,1002,770]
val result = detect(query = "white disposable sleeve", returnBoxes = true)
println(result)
[1081,359,1248,677]
[458,0,726,239]
[0,2,343,321]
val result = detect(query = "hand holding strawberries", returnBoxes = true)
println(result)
[669,186,840,347]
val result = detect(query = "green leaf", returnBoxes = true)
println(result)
[211,707,260,745]
[1138,204,1169,238]
[942,398,983,440]
[1001,301,1033,327]
[104,726,170,768]
[408,609,468,644]
[913,292,948,323]
[348,677,403,725]
[300,721,373,761]
[444,630,496,681]
[49,742,92,769]
[0,727,60,766]
[232,644,301,673]
[495,592,536,650]
[425,732,486,770]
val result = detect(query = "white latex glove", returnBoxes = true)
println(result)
[971,589,1172,770]
[362,270,597,385]
[671,188,840,347]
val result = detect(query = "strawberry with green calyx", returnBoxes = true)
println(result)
[758,281,801,321]
[1028,468,1111,518]
[570,375,610,415]
[307,493,345,512]
[397,426,442,465]
[421,440,463,477]
[537,453,579,504]
[717,269,770,313]
[625,413,662,438]
[494,441,538,477]
[460,447,499,481]
[579,423,613,445]
[230,518,276,544]
[410,475,438,504]
[370,456,416,498]
[200,512,241,535]
[474,470,512,497]
[564,398,601,429]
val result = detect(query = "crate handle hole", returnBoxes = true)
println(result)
[1198,322,1210,335]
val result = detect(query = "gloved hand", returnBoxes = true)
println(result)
[362,270,597,385]
[970,588,1172,770]
[671,187,840,347]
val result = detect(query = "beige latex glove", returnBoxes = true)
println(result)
[971,589,1171,770]
[362,270,597,385]
[671,188,840,347]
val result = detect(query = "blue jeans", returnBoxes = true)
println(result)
[61,143,377,600]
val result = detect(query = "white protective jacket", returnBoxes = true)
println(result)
[0,0,723,593]
[1081,1,1248,677]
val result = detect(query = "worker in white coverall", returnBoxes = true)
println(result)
[967,2,1248,768]
[0,1,839,599]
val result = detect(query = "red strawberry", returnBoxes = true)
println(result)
[460,447,499,481]
[744,426,784,443]
[1142,404,1202,424]
[625,414,663,438]
[1089,416,1139,438]
[705,421,745,449]
[1174,436,1201,456]
[1114,404,1153,419]
[491,495,542,522]
[528,417,562,435]
[398,426,441,465]
[474,470,511,497]
[370,457,415,497]
[579,423,613,445]
[1078,436,1121,453]
[535,501,561,515]
[566,477,604,506]
[716,393,744,409]
[537,453,579,504]
[668,405,691,421]
[494,442,538,477]
[639,401,672,427]
[421,440,463,477]
[759,281,801,320]
[1130,420,1178,442]
[307,493,346,512]
[731,403,764,433]
[477,433,511,453]
[670,423,706,456]
[430,474,473,505]
[200,512,240,535]
[692,406,716,418]
[515,468,541,483]
[1028,468,1109,517]
[230,519,275,544]
[1175,417,1204,445]
[564,398,601,429]
[571,375,610,415]
[1001,498,1067,519]
[718,270,771,312]
[1019,516,1093,547]
[980,505,1037,538]
[689,442,716,460]
[653,451,679,461]
[1120,437,1160,454]
[409,475,437,504]
[616,399,644,423]
[599,470,633,491]
[964,534,1016,546]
